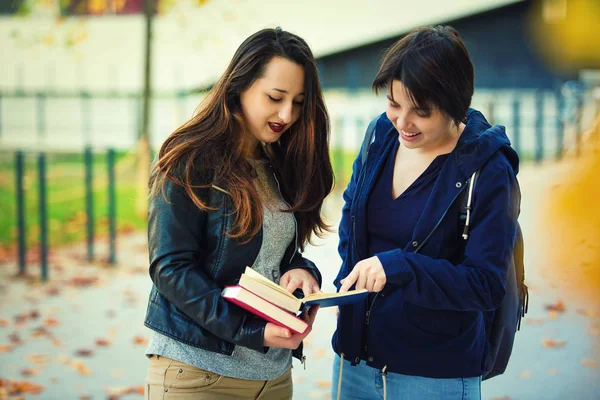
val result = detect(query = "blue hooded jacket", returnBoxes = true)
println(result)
[332,109,521,378]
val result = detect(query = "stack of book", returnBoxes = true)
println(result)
[222,267,368,334]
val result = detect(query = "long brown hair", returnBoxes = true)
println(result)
[151,27,333,249]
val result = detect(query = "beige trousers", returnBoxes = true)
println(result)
[145,355,293,400]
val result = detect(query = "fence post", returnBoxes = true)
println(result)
[38,153,48,281]
[85,146,94,261]
[535,91,544,163]
[556,90,564,160]
[512,99,521,156]
[36,93,46,139]
[16,151,26,275]
[107,149,116,265]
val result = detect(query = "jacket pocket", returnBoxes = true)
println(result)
[404,303,462,338]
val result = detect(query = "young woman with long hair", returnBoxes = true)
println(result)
[143,27,333,399]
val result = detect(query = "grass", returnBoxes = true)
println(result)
[0,148,358,250]
[0,151,147,249]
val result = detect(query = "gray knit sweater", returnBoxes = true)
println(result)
[146,158,295,380]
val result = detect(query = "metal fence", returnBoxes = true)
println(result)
[0,84,595,280]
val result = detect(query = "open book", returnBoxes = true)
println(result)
[237,267,368,314]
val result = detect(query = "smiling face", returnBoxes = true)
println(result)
[386,80,462,153]
[239,56,305,157]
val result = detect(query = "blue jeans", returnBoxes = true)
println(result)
[331,354,481,400]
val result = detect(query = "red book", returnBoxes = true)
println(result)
[222,286,308,334]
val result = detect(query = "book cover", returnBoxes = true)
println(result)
[222,286,308,334]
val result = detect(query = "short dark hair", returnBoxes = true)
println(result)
[372,25,474,126]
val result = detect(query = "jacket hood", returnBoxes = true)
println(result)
[453,108,519,176]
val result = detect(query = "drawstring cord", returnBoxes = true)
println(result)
[462,171,477,240]
[336,353,344,400]
[381,365,388,400]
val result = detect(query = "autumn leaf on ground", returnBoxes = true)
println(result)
[0,318,10,328]
[28,310,40,320]
[9,332,22,344]
[519,370,532,379]
[580,359,598,368]
[315,381,332,388]
[547,311,559,320]
[14,313,28,325]
[20,367,41,377]
[95,338,111,347]
[312,348,328,360]
[27,354,51,365]
[133,335,148,346]
[545,300,566,313]
[542,338,567,348]
[68,276,99,288]
[71,360,93,376]
[0,344,13,353]
[43,318,59,327]
[2,378,45,395]
[44,287,61,296]
[525,318,545,325]
[75,348,94,357]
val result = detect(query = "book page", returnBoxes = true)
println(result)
[244,267,297,299]
[303,288,368,301]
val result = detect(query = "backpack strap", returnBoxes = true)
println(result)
[360,116,380,165]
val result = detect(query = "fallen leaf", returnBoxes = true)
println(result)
[28,310,40,320]
[581,359,598,368]
[27,354,51,365]
[133,335,148,346]
[14,313,28,325]
[519,370,532,379]
[44,287,61,296]
[75,348,94,357]
[545,300,566,313]
[43,318,59,327]
[525,318,545,325]
[0,344,13,353]
[3,378,45,395]
[95,338,111,347]
[312,348,328,360]
[71,361,93,376]
[542,338,567,348]
[547,311,559,320]
[20,368,40,377]
[0,318,10,328]
[8,332,22,344]
[315,381,332,388]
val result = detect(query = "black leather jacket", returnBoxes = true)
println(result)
[143,164,322,361]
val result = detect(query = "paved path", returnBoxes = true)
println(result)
[1,161,599,399]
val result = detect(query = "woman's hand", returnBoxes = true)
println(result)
[263,306,319,349]
[280,268,320,296]
[339,256,386,293]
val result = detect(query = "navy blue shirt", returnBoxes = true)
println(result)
[367,139,450,257]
